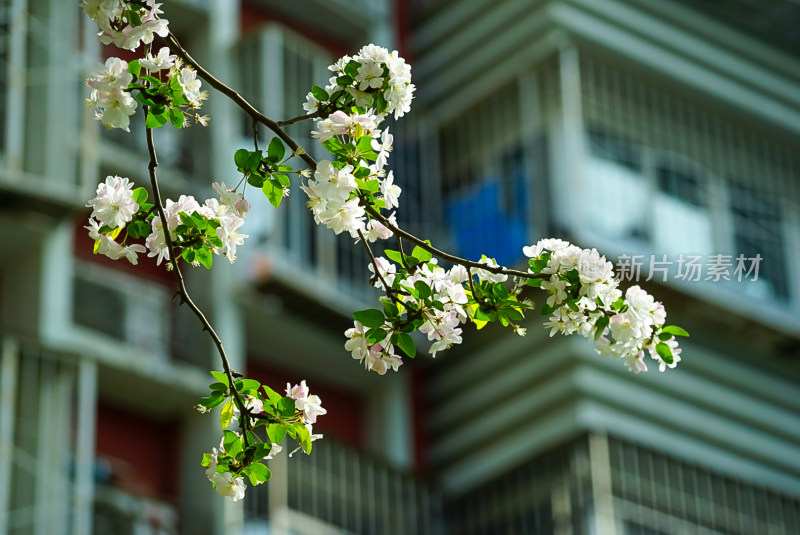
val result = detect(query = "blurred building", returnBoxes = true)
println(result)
[1,0,799,534]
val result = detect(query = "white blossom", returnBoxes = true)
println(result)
[85,175,139,229]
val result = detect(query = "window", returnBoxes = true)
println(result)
[728,179,789,301]
[72,262,168,357]
[585,129,648,242]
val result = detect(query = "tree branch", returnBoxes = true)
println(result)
[143,108,250,442]
[165,33,317,171]
[166,33,543,284]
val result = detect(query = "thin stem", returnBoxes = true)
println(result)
[466,267,487,307]
[395,235,410,270]
[143,108,250,446]
[364,204,544,280]
[277,110,324,127]
[357,229,396,302]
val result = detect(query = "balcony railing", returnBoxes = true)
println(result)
[245,439,444,534]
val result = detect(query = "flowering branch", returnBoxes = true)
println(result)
[81,0,689,502]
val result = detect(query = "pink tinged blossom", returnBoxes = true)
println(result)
[97,238,146,265]
[365,344,403,375]
[85,175,139,229]
[299,394,326,424]
[319,197,365,237]
[345,321,370,361]
[145,218,169,265]
[211,472,246,501]
[380,171,401,210]
[286,380,309,401]
[139,46,176,72]
[263,442,283,461]
[176,67,205,108]
[212,181,250,217]
[366,219,392,242]
[623,352,648,374]
[356,61,384,91]
[368,257,396,289]
[475,257,508,283]
[216,214,248,263]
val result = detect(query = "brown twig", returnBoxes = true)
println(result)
[143,108,250,446]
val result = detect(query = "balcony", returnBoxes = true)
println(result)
[245,439,444,534]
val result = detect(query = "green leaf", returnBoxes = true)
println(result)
[234,148,250,170]
[195,247,212,269]
[262,179,284,208]
[594,315,610,340]
[246,151,263,173]
[237,378,261,392]
[344,59,361,79]
[197,395,225,410]
[384,249,404,264]
[661,325,690,338]
[209,382,228,393]
[210,371,229,386]
[145,109,168,128]
[220,400,234,429]
[492,283,509,300]
[395,332,416,358]
[655,342,674,365]
[267,423,286,444]
[295,422,312,454]
[526,277,543,287]
[131,187,148,206]
[382,299,399,319]
[311,84,329,102]
[223,430,242,457]
[128,59,141,78]
[353,308,385,328]
[278,397,296,418]
[263,385,282,406]
[248,173,265,188]
[168,107,184,129]
[356,135,374,153]
[245,462,271,485]
[273,173,290,187]
[182,248,196,263]
[414,280,432,300]
[126,224,141,240]
[540,303,555,317]
[365,327,386,344]
[412,244,433,263]
[267,137,286,162]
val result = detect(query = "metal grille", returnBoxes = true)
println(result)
[0,0,9,153]
[438,82,526,266]
[245,439,444,534]
[0,339,90,535]
[444,436,594,535]
[609,437,800,535]
[580,52,799,307]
